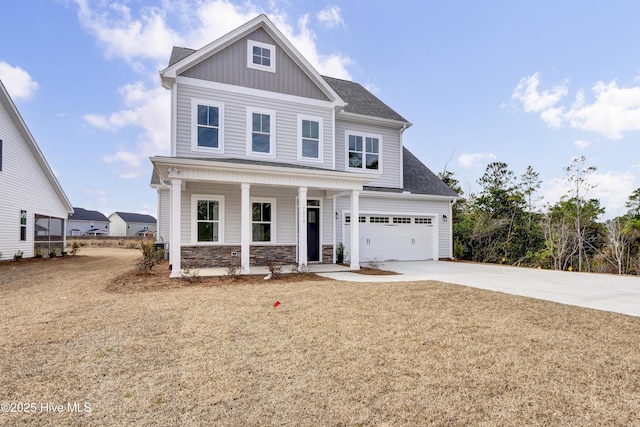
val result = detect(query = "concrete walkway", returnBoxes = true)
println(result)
[318,261,640,317]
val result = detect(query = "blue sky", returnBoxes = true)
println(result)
[2,0,640,218]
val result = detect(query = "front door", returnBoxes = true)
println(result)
[307,206,320,262]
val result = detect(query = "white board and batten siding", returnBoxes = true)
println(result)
[0,94,70,260]
[336,195,452,261]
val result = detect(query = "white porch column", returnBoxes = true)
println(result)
[240,183,251,274]
[169,178,182,278]
[350,189,360,270]
[298,186,308,269]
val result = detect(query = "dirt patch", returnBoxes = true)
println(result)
[1,247,640,426]
[106,260,330,294]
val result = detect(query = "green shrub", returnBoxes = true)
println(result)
[137,240,164,272]
[13,250,23,261]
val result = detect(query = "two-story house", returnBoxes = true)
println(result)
[67,207,110,236]
[150,15,457,277]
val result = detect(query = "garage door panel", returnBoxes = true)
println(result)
[345,215,435,262]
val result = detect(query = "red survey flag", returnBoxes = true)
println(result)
[273,301,281,308]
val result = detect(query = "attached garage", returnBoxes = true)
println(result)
[344,214,438,262]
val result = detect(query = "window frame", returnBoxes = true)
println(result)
[0,139,3,171]
[192,98,224,153]
[247,40,276,73]
[251,198,276,243]
[20,210,27,241]
[191,195,225,244]
[246,107,276,157]
[297,115,323,163]
[345,130,382,172]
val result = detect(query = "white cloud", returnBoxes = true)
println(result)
[543,171,637,217]
[512,72,568,114]
[317,6,345,29]
[574,140,590,150]
[0,61,39,100]
[74,0,182,63]
[85,82,170,177]
[457,152,497,169]
[565,81,640,139]
[76,0,355,177]
[512,72,640,140]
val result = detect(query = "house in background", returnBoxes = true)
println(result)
[0,79,73,260]
[108,212,157,237]
[150,15,458,277]
[66,207,110,236]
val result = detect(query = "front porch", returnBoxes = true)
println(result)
[151,156,374,277]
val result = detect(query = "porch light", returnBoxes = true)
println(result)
[442,214,448,222]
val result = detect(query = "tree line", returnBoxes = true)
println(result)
[440,156,640,274]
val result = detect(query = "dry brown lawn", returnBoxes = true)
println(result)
[1,248,639,426]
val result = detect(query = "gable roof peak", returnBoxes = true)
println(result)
[160,14,344,104]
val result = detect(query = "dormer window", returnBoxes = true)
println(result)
[247,40,276,73]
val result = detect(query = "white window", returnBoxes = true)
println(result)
[369,216,389,223]
[192,99,224,152]
[297,115,323,162]
[252,199,275,242]
[415,217,433,225]
[393,217,411,224]
[346,131,381,171]
[247,40,276,73]
[20,210,27,241]
[247,108,276,156]
[191,195,224,243]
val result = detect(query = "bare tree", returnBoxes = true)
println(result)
[563,156,597,272]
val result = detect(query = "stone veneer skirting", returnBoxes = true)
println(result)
[181,244,335,269]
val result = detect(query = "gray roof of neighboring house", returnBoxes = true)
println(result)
[112,212,157,224]
[68,207,110,222]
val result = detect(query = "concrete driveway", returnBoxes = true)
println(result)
[318,261,640,317]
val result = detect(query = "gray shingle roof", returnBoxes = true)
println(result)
[364,149,458,197]
[113,212,157,224]
[322,76,409,123]
[168,46,196,67]
[402,148,458,197]
[69,207,109,222]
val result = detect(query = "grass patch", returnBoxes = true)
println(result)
[1,248,639,425]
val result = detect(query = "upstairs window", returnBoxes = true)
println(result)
[298,116,322,161]
[192,100,224,151]
[347,132,381,171]
[247,108,275,156]
[247,40,276,73]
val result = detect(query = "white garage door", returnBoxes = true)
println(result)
[344,215,435,262]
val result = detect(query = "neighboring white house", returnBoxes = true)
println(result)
[108,212,157,237]
[150,15,458,277]
[0,79,73,260]
[67,207,110,236]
